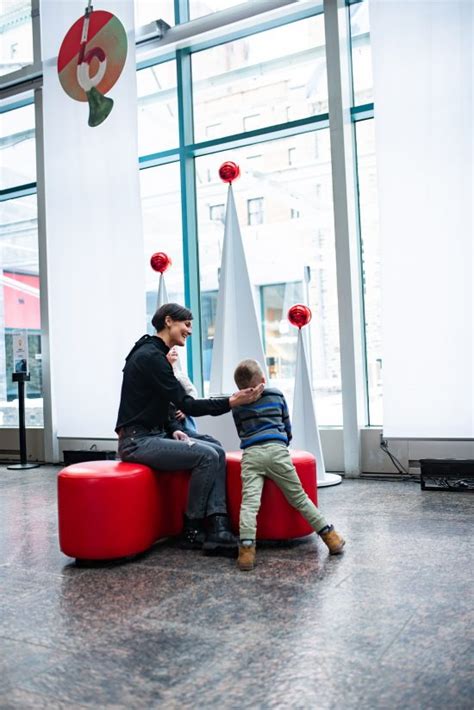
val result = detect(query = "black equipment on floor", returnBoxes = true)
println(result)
[420,459,474,491]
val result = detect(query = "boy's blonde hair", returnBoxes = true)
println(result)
[234,359,264,389]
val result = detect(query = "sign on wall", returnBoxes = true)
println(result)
[57,4,128,127]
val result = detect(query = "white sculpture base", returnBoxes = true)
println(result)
[317,472,342,488]
[198,414,342,487]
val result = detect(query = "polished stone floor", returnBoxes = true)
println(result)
[0,466,472,709]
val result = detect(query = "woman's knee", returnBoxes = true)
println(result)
[197,444,220,467]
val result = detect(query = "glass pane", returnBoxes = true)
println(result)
[134,1,174,28]
[0,0,33,77]
[0,195,43,427]
[195,130,342,425]
[355,119,381,425]
[139,162,188,361]
[192,15,327,142]
[0,99,36,190]
[189,0,251,21]
[350,0,373,105]
[137,62,179,156]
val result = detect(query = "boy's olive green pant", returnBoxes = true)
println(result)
[239,441,328,541]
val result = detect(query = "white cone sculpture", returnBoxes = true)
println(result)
[200,163,267,451]
[209,180,267,394]
[290,306,342,488]
[156,273,168,308]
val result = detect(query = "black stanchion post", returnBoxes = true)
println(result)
[7,372,40,470]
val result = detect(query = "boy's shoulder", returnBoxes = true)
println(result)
[262,387,285,399]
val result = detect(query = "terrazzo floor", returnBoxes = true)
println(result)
[0,466,472,709]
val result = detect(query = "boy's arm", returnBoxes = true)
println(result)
[282,396,292,442]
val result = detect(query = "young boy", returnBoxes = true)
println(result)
[232,359,345,571]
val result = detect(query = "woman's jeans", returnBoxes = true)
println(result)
[117,426,227,520]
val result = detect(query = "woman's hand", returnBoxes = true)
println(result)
[172,430,189,442]
[175,409,186,422]
[229,383,265,408]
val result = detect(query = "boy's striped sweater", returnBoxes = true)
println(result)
[231,387,292,449]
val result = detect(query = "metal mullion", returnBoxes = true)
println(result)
[31,0,41,66]
[175,0,189,24]
[139,148,181,168]
[351,103,374,121]
[176,48,203,392]
[0,183,37,201]
[186,115,330,158]
[0,95,34,113]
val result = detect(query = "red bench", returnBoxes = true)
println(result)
[57,451,318,561]
[226,450,318,540]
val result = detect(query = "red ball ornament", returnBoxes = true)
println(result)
[288,304,312,329]
[219,161,240,183]
[150,252,172,273]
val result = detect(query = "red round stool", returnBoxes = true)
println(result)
[226,449,318,540]
[57,461,191,561]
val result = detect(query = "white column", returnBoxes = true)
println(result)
[324,0,367,475]
[39,1,145,452]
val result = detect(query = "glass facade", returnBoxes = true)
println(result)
[137,61,179,156]
[350,0,373,105]
[139,162,185,326]
[0,0,380,435]
[0,193,42,427]
[0,0,33,77]
[192,15,327,143]
[355,119,381,424]
[195,131,342,422]
[0,98,36,190]
[134,1,175,28]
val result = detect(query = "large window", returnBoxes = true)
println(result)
[139,162,187,348]
[137,61,179,156]
[0,194,42,427]
[135,2,375,429]
[0,97,36,190]
[350,0,373,105]
[195,130,342,424]
[356,121,381,424]
[191,15,327,142]
[0,0,33,77]
[134,1,175,28]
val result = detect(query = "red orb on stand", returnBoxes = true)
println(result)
[219,161,240,183]
[150,252,172,273]
[288,304,312,329]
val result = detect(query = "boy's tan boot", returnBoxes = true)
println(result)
[319,526,345,555]
[237,544,256,571]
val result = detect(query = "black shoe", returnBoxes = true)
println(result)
[202,514,238,551]
[179,515,206,550]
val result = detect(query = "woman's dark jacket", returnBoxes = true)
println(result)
[115,335,230,434]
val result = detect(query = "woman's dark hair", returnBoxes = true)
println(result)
[152,303,193,332]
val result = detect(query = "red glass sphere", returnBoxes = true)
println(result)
[150,252,172,273]
[288,304,312,329]
[218,161,240,183]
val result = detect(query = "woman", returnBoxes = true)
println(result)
[115,303,264,551]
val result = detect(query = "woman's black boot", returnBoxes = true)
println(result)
[203,514,238,551]
[179,515,206,550]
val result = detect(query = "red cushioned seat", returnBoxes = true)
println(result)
[57,461,191,561]
[226,450,318,540]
